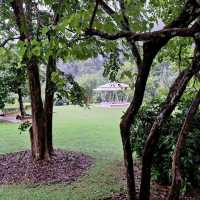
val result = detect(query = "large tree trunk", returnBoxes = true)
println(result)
[11,0,49,160]
[44,55,56,154]
[139,42,200,200]
[17,87,26,118]
[167,89,200,200]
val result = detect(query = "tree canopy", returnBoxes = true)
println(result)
[0,1,200,200]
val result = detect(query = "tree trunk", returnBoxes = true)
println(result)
[27,57,49,160]
[139,53,200,200]
[17,87,26,118]
[44,55,56,154]
[120,122,136,200]
[11,0,49,160]
[95,2,200,199]
[167,90,200,200]
[44,3,62,154]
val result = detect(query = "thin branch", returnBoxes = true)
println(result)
[0,36,20,47]
[99,0,115,16]
[119,0,130,31]
[178,44,183,73]
[89,0,99,29]
[118,0,142,68]
[99,0,142,67]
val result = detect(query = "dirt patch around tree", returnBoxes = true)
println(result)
[0,149,93,185]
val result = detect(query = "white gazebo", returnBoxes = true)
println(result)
[93,82,130,107]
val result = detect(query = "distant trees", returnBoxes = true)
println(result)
[0,48,27,116]
[0,70,10,110]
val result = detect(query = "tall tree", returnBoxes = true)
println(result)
[85,1,200,199]
[3,0,87,160]
[11,0,48,160]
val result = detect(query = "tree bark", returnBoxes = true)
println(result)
[44,2,62,155]
[167,89,200,200]
[44,55,56,154]
[139,43,200,200]
[27,56,48,160]
[17,87,26,118]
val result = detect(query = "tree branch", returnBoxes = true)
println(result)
[99,0,115,16]
[118,0,142,68]
[89,0,99,29]
[0,36,20,47]
[86,23,200,41]
[99,0,142,67]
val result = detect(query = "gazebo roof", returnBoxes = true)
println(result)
[93,82,129,91]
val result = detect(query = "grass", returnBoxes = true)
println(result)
[0,105,126,200]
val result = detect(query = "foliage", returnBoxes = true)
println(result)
[0,47,28,109]
[78,72,107,101]
[18,121,31,134]
[0,71,10,109]
[131,95,200,189]
[52,71,87,106]
[103,49,121,82]
[145,62,177,99]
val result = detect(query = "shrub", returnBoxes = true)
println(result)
[55,99,65,106]
[130,96,200,190]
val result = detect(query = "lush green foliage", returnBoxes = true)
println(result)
[0,47,27,109]
[0,72,10,109]
[131,96,200,189]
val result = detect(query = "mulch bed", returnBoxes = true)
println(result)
[0,149,93,185]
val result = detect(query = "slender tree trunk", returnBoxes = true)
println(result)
[44,55,56,154]
[44,1,62,154]
[139,52,200,200]
[17,87,26,118]
[167,90,200,200]
[120,123,136,200]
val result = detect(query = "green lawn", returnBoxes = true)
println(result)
[0,105,126,200]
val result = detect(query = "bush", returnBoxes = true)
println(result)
[54,99,65,106]
[130,97,200,190]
